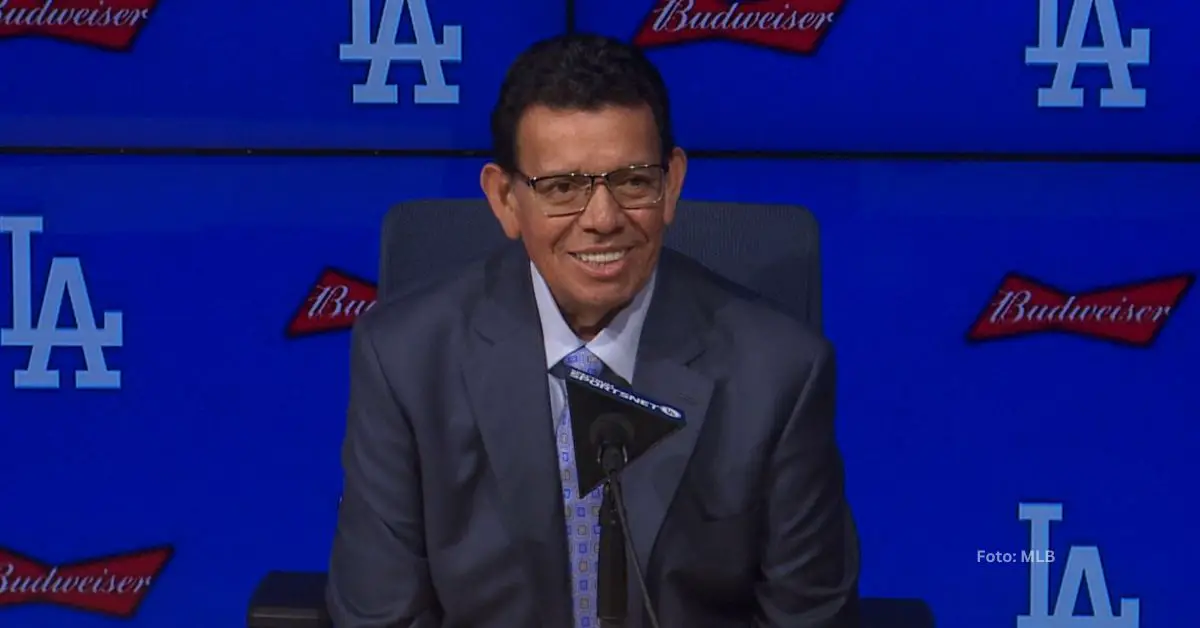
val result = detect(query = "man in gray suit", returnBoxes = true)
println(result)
[327,34,859,627]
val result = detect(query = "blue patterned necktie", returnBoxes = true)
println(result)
[559,346,605,627]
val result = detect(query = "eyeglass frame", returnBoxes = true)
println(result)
[513,163,671,217]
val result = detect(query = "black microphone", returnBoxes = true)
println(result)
[590,413,634,476]
[565,368,684,628]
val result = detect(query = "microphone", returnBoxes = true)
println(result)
[590,413,633,475]
[565,368,684,628]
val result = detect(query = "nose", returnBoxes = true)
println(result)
[576,183,623,234]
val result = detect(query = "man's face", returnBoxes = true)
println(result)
[481,104,687,328]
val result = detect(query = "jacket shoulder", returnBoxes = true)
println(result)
[355,255,488,348]
[668,252,831,370]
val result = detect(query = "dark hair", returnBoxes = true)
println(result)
[489,33,675,173]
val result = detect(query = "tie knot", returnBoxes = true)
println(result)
[562,346,604,376]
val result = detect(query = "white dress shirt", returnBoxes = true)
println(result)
[529,262,657,422]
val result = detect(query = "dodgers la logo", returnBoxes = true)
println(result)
[339,0,462,105]
[1025,0,1149,108]
[1018,503,1139,628]
[0,216,123,390]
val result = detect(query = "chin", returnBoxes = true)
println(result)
[564,281,631,312]
[578,285,630,306]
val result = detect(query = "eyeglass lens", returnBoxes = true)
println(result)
[534,167,664,215]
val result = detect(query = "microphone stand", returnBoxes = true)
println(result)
[596,443,662,628]
[597,468,627,628]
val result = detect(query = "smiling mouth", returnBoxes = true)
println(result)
[570,250,629,266]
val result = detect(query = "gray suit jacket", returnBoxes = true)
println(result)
[327,244,860,627]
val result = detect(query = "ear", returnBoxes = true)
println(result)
[662,147,688,226]
[480,163,521,240]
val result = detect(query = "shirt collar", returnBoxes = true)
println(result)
[530,261,656,383]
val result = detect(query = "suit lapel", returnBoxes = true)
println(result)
[624,251,715,578]
[460,247,572,627]
[459,247,718,621]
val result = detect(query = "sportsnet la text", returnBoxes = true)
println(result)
[567,368,685,420]
[1,216,123,390]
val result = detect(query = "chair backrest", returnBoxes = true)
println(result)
[379,199,822,330]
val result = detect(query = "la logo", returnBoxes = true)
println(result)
[1025,0,1149,108]
[1018,503,1140,628]
[1,216,123,390]
[339,0,462,105]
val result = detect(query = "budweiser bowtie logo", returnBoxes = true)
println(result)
[632,0,846,54]
[0,545,172,618]
[966,273,1194,347]
[286,268,378,338]
[0,0,158,50]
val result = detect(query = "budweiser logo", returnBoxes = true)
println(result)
[0,545,172,618]
[286,268,378,337]
[966,273,1194,347]
[0,0,157,50]
[632,0,846,54]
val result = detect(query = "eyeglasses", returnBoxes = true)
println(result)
[517,164,668,217]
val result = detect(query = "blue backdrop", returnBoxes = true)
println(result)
[1,0,1195,152]
[1,155,1195,626]
[580,0,1199,153]
[0,0,562,149]
[1,0,1196,625]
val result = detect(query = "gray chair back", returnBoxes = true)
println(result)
[379,199,821,330]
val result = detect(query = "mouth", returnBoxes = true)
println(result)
[568,248,632,279]
[569,249,629,265]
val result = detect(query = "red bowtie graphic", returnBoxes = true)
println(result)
[0,0,159,51]
[0,545,172,618]
[286,268,378,338]
[632,0,847,54]
[966,273,1194,347]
